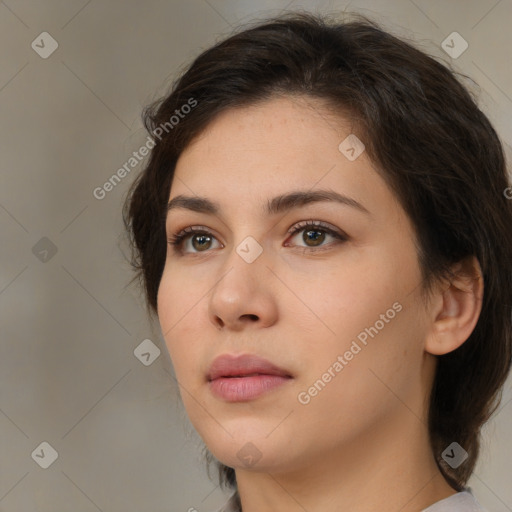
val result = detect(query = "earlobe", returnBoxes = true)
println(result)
[425,256,484,356]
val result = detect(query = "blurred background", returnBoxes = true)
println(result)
[1,1,511,510]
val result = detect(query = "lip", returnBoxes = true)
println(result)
[207,354,293,402]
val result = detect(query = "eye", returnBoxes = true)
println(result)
[167,220,348,256]
[285,220,348,250]
[167,226,222,254]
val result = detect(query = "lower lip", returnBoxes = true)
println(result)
[209,375,291,402]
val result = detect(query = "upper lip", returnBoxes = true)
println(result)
[207,354,292,381]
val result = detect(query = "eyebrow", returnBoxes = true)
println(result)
[166,189,370,217]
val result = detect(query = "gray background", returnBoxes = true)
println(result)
[1,1,511,511]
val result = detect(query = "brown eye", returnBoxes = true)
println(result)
[287,221,347,251]
[168,226,222,254]
[303,229,326,246]
[192,234,213,251]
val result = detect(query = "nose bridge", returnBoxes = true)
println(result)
[212,234,265,304]
[208,234,277,329]
[218,214,268,277]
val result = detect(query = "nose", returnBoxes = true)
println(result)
[208,247,278,331]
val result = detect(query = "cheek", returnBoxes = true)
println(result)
[157,267,204,376]
[291,255,406,341]
[157,262,203,326]
[294,301,426,443]
[291,245,425,387]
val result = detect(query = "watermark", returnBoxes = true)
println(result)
[32,236,58,263]
[237,442,263,467]
[338,133,365,161]
[441,32,468,60]
[134,339,161,366]
[93,135,155,200]
[151,97,198,142]
[31,32,59,59]
[93,97,197,200]
[442,442,468,469]
[31,441,58,469]
[297,301,403,405]
[236,236,263,263]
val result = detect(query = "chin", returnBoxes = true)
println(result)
[198,425,290,472]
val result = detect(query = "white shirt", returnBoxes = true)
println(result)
[213,488,487,512]
[422,489,487,511]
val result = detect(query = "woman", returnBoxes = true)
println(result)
[123,12,512,512]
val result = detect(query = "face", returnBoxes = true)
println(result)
[157,95,436,474]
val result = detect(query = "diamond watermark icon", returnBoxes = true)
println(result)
[134,339,161,366]
[338,134,365,161]
[441,32,468,59]
[237,442,262,467]
[236,236,263,263]
[31,441,58,469]
[31,32,59,59]
[32,237,58,262]
[442,441,468,469]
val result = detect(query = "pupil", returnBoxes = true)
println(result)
[193,234,211,251]
[304,229,325,246]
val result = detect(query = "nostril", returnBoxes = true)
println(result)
[241,314,259,321]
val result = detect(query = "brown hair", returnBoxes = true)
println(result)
[122,11,512,495]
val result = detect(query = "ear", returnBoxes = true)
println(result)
[425,256,484,356]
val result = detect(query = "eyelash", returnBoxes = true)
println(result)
[167,220,348,255]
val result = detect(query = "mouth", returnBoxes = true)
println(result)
[207,353,293,402]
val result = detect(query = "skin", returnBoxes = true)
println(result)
[157,95,483,512]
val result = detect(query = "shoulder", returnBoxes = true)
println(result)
[422,489,487,512]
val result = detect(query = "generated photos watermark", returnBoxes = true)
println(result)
[297,301,403,405]
[93,97,197,200]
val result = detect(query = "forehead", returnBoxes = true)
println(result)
[173,96,366,185]
[168,96,403,227]
[181,95,346,150]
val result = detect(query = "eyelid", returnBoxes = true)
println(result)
[286,219,344,236]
